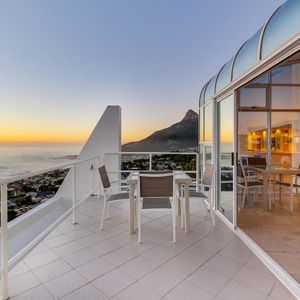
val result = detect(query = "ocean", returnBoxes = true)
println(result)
[0,144,83,179]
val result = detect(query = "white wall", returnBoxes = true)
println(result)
[56,105,121,202]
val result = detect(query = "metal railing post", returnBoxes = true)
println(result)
[196,154,199,192]
[72,165,77,224]
[149,153,152,171]
[1,183,9,300]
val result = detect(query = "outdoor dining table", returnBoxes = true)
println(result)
[244,165,300,212]
[126,171,193,234]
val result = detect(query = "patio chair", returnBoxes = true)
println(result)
[189,163,215,226]
[98,165,129,230]
[137,172,176,244]
[237,162,264,209]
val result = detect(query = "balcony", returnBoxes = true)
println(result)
[0,107,297,299]
[5,195,295,300]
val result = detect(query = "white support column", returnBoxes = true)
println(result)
[196,154,199,192]
[149,153,152,171]
[72,165,77,225]
[1,184,9,300]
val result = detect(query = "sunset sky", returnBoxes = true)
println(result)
[0,0,284,144]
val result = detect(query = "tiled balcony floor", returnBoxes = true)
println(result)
[7,196,296,300]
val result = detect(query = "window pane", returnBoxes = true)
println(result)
[204,103,213,141]
[238,112,267,157]
[204,76,217,102]
[232,29,261,80]
[216,58,233,93]
[199,108,204,142]
[271,112,300,167]
[199,83,208,107]
[262,0,300,58]
[218,95,234,222]
[272,86,300,109]
[251,73,269,84]
[272,63,300,84]
[239,87,267,108]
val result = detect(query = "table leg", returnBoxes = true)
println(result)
[279,174,282,205]
[184,184,190,233]
[129,184,135,234]
[290,175,294,213]
[176,185,182,216]
[263,173,269,211]
[268,175,272,210]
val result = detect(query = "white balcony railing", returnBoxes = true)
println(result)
[0,151,198,300]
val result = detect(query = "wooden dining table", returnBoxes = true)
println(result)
[244,165,300,212]
[126,171,193,234]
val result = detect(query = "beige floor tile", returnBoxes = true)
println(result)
[162,255,201,278]
[9,272,41,297]
[112,281,160,300]
[217,280,267,300]
[44,270,88,299]
[76,257,115,281]
[204,253,243,277]
[92,268,136,297]
[234,264,276,294]
[11,285,53,300]
[188,266,230,295]
[102,247,137,267]
[164,280,214,300]
[60,283,107,300]
[63,248,98,268]
[32,258,72,283]
[140,267,183,296]
[119,256,158,280]
[24,250,60,270]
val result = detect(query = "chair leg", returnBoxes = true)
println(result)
[100,198,107,230]
[172,201,176,244]
[242,187,247,208]
[208,201,215,226]
[105,202,110,220]
[138,199,142,244]
[180,199,184,230]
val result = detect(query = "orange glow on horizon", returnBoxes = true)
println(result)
[0,129,151,145]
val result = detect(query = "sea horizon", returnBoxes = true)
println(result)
[0,144,83,178]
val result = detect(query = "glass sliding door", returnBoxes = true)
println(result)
[235,51,300,283]
[218,95,234,222]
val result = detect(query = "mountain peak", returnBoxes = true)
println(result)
[122,108,198,152]
[182,109,198,121]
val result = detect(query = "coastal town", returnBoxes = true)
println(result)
[5,168,69,222]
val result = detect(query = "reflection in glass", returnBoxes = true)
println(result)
[204,103,213,141]
[218,95,234,222]
[204,76,217,102]
[237,50,300,283]
[271,112,300,167]
[239,87,267,108]
[233,29,262,80]
[262,0,300,58]
[272,63,300,84]
[272,86,300,109]
[199,83,208,107]
[199,108,204,142]
[216,58,233,93]
[238,112,267,157]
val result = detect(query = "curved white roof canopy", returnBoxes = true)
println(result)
[199,0,300,105]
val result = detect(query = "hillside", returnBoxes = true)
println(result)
[122,109,198,152]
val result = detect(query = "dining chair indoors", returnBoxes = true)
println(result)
[137,172,176,244]
[237,161,264,210]
[99,165,129,230]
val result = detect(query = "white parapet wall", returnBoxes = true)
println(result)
[56,105,121,202]
[7,105,121,261]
